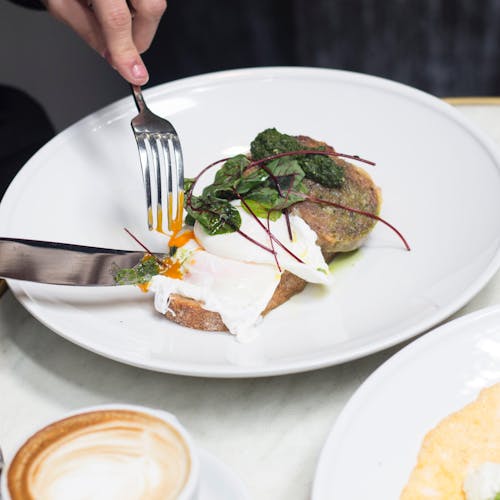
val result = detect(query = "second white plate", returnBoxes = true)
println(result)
[1,67,500,377]
[312,305,500,499]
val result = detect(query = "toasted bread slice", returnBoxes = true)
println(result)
[164,136,381,332]
[292,136,381,261]
[166,271,306,332]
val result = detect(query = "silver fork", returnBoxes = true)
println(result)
[130,85,185,233]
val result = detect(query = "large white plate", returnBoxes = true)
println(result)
[1,67,500,377]
[312,305,500,499]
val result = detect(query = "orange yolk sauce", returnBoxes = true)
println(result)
[137,254,186,293]
[137,226,198,293]
[168,229,195,248]
[138,193,203,292]
[155,191,185,235]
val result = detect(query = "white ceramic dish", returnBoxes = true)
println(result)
[1,67,500,377]
[312,305,500,499]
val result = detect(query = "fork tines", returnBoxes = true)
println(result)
[130,86,184,234]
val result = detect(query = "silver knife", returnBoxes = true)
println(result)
[0,238,154,285]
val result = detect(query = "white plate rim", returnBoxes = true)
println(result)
[4,66,500,378]
[311,304,500,498]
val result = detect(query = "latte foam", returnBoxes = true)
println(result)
[7,410,191,500]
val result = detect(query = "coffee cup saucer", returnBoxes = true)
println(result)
[198,448,250,499]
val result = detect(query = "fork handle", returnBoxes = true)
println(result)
[131,85,147,113]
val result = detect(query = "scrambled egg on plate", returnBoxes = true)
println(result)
[401,383,500,500]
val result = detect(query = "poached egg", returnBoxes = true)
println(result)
[150,204,329,340]
[194,202,329,285]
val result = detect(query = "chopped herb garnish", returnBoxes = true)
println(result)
[184,177,195,193]
[186,195,242,235]
[251,128,345,188]
[113,256,161,285]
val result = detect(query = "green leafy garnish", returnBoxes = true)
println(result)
[493,493,500,500]
[244,186,279,208]
[251,128,345,188]
[184,178,197,225]
[213,154,250,189]
[250,127,303,159]
[113,256,161,285]
[300,148,344,187]
[184,177,195,192]
[202,155,251,200]
[235,165,270,196]
[184,128,345,235]
[186,195,242,235]
[242,199,282,221]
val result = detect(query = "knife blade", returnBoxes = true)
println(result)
[0,238,155,285]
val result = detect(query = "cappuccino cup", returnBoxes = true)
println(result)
[0,404,199,500]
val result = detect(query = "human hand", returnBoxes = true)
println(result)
[41,0,167,85]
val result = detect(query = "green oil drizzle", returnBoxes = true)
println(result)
[328,249,362,273]
[308,249,362,299]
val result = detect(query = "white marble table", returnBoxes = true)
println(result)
[0,102,499,500]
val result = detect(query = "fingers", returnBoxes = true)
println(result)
[42,0,106,56]
[91,0,148,85]
[43,0,166,85]
[129,0,167,53]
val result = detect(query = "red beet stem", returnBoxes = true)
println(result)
[235,228,275,254]
[254,162,284,197]
[236,192,305,264]
[283,208,293,241]
[267,212,282,273]
[185,150,411,259]
[244,150,373,240]
[306,196,411,251]
[186,157,231,207]
[123,228,164,265]
[246,150,376,168]
[197,205,276,255]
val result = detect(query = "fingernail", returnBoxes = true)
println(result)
[131,63,148,82]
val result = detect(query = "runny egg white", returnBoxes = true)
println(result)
[194,202,329,285]
[150,205,330,340]
[150,242,281,341]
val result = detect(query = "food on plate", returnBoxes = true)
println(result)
[291,134,382,261]
[401,383,500,500]
[115,128,408,340]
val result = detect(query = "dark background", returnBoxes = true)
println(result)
[4,0,500,132]
[2,0,500,192]
[145,0,500,97]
